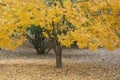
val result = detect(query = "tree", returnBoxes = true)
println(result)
[26,25,52,55]
[0,0,120,68]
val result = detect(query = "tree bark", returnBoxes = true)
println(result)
[51,21,62,68]
[53,40,62,68]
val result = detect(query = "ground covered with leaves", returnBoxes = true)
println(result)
[0,41,120,80]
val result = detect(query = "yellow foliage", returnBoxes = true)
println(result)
[0,0,120,51]
[58,33,74,48]
[42,32,49,38]
[88,43,99,51]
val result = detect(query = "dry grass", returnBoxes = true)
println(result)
[0,41,120,80]
[0,61,119,80]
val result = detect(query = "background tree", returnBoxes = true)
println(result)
[26,25,52,55]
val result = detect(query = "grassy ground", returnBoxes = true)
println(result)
[0,60,119,80]
[0,41,120,80]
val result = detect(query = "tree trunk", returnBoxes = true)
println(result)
[53,40,62,68]
[51,21,62,68]
[55,47,62,68]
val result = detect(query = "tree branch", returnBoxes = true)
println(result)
[26,34,34,44]
[0,3,6,6]
[59,0,64,8]
[76,0,89,3]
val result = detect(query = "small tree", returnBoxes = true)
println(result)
[26,25,52,55]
